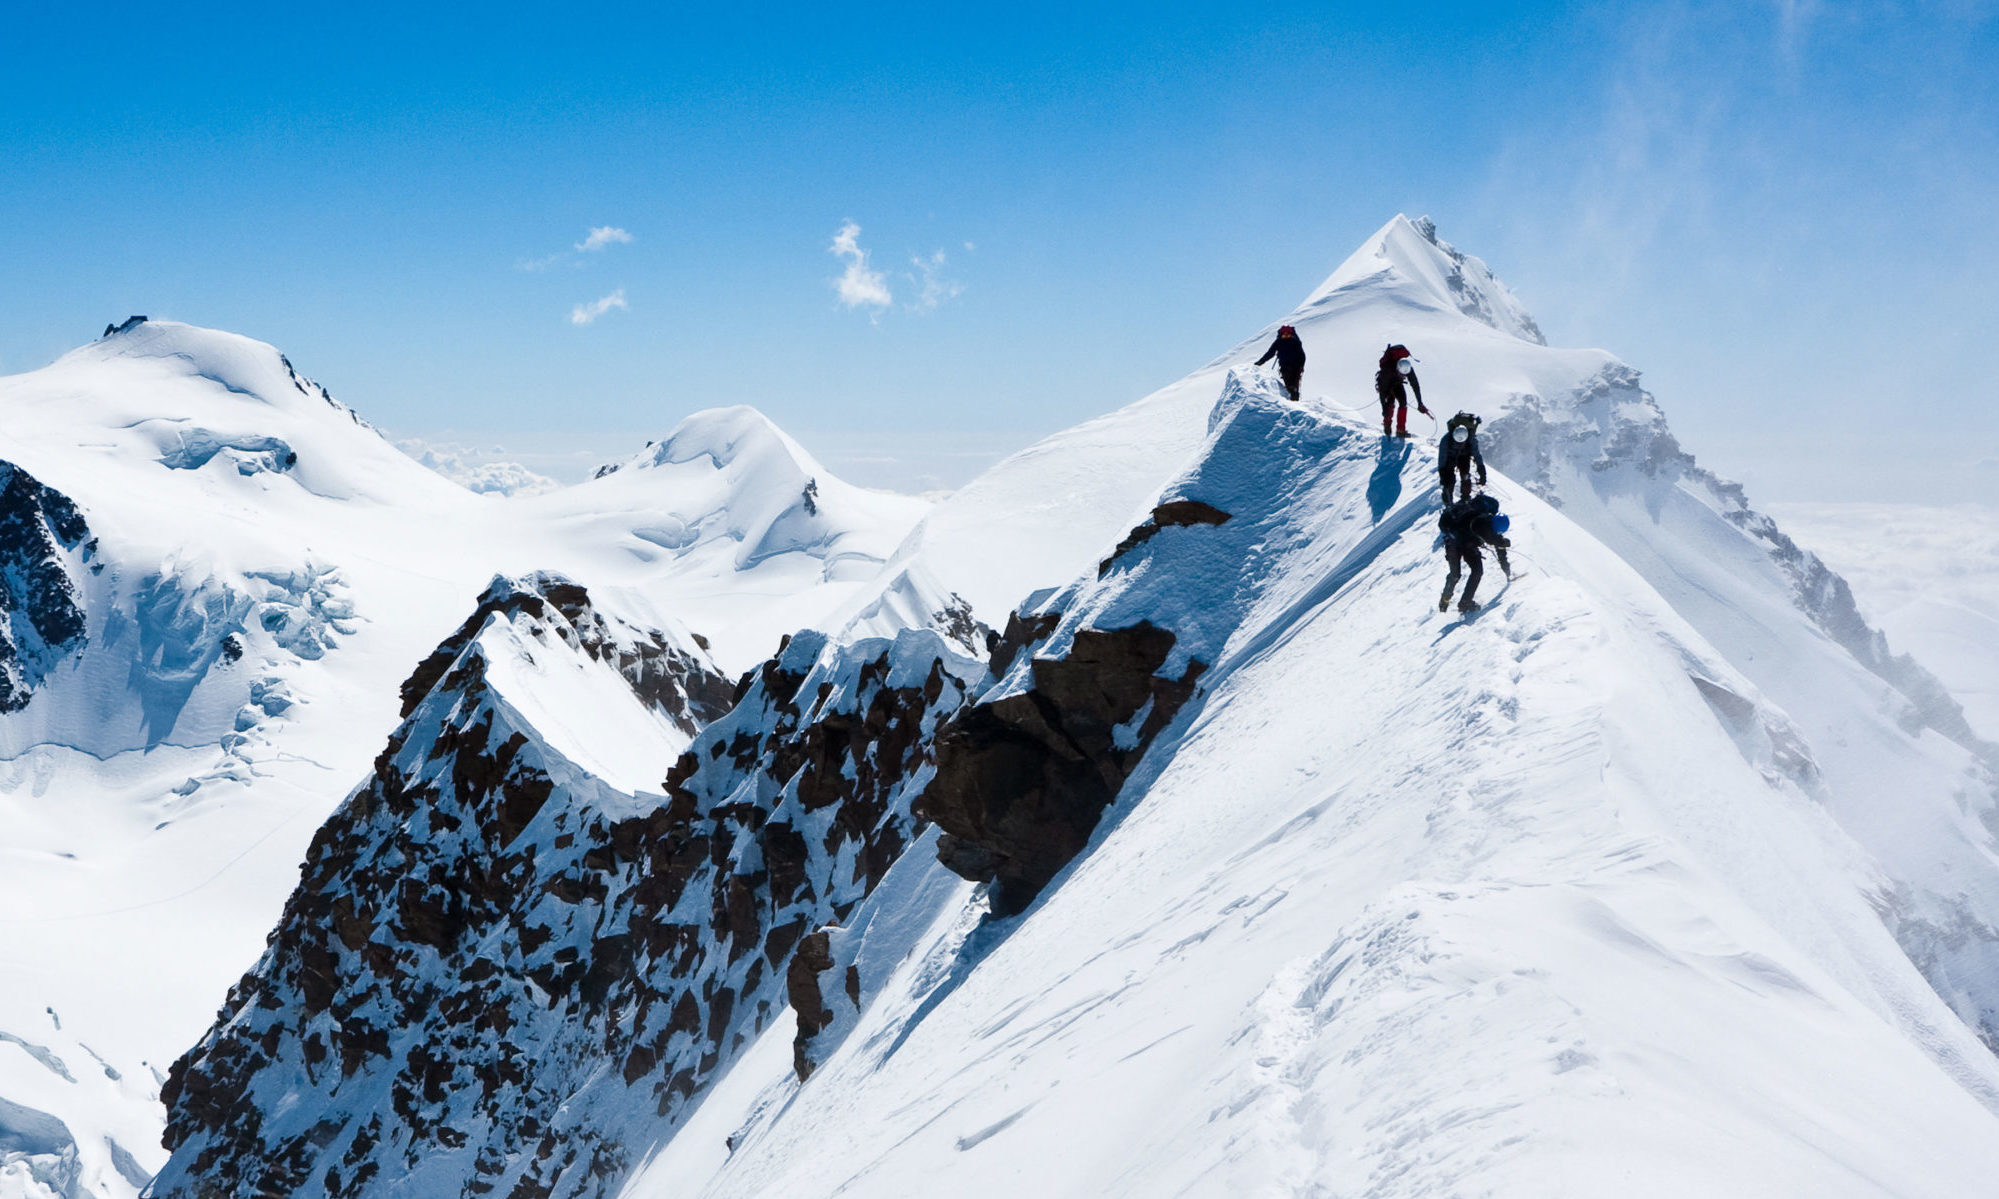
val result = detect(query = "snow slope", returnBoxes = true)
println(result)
[863,213,1999,1051]
[18,215,1999,1198]
[643,376,1999,1199]
[0,323,926,1198]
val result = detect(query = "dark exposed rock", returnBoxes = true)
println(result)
[156,594,973,1199]
[919,621,1205,915]
[785,928,836,1080]
[1099,499,1232,576]
[0,461,92,713]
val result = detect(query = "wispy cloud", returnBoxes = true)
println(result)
[908,249,964,311]
[576,225,633,252]
[519,225,633,271]
[570,289,629,325]
[830,220,893,312]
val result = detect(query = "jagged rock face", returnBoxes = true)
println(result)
[0,460,92,712]
[919,617,1205,916]
[154,588,973,1199]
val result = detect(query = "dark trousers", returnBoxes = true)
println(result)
[1440,460,1474,502]
[1280,366,1302,399]
[1443,539,1483,607]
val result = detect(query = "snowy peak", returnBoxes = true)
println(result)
[64,319,364,422]
[1302,214,1546,345]
[547,405,927,600]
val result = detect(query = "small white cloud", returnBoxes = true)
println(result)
[963,240,976,252]
[830,220,893,311]
[517,251,570,272]
[577,226,634,252]
[570,289,629,325]
[908,249,964,311]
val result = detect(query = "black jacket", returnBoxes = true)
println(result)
[1439,495,1507,547]
[1255,333,1305,373]
[1440,431,1486,480]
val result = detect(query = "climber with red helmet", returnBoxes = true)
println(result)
[1375,343,1430,437]
[1254,326,1306,400]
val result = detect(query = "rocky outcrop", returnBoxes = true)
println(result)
[155,582,975,1199]
[0,461,92,712]
[1099,500,1231,576]
[919,619,1205,915]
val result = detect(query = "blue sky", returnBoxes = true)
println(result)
[3,2,1995,503]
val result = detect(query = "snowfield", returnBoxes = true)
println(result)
[5,217,1998,1199]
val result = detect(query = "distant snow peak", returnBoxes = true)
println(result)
[1304,214,1546,346]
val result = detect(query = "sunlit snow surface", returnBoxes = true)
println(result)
[630,378,1999,1199]
[0,323,928,1198]
[8,212,1999,1198]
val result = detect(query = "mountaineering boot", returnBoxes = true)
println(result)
[1458,598,1480,613]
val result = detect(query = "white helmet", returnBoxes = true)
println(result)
[1397,358,1414,376]
[1452,426,1469,443]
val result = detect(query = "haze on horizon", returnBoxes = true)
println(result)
[3,2,1994,505]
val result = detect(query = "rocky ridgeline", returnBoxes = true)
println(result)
[154,576,985,1198]
[0,460,93,712]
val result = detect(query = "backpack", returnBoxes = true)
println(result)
[1377,345,1412,394]
[1446,411,1481,434]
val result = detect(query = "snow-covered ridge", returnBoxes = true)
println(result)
[154,590,977,1198]
[664,368,1999,1199]
[14,213,1999,1199]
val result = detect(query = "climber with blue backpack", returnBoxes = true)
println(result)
[1438,493,1511,613]
[1439,411,1487,503]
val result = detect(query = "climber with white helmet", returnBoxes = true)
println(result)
[1439,411,1486,503]
[1375,344,1429,437]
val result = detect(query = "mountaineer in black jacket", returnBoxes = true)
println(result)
[1439,411,1487,503]
[1254,325,1306,400]
[1438,494,1511,613]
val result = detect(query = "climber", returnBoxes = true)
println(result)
[1254,326,1306,400]
[1375,344,1430,437]
[1438,493,1512,613]
[1439,411,1487,503]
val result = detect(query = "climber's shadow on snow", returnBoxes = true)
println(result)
[1431,578,1512,644]
[1367,437,1409,523]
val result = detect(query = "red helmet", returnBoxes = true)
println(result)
[1278,325,1296,336]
